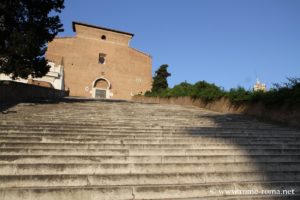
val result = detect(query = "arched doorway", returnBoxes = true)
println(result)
[92,78,111,99]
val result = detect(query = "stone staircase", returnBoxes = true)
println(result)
[0,99,299,199]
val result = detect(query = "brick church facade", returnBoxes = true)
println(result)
[46,21,152,99]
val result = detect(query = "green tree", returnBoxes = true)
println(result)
[167,81,193,97]
[0,0,64,79]
[191,81,224,101]
[152,64,171,93]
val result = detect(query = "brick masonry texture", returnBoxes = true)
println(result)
[46,22,152,99]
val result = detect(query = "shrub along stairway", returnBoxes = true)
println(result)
[0,99,299,199]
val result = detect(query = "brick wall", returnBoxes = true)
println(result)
[46,23,152,100]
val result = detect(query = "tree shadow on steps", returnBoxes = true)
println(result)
[0,97,132,113]
[0,103,18,114]
[183,113,300,197]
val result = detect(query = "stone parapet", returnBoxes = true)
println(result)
[0,81,69,104]
[132,96,300,128]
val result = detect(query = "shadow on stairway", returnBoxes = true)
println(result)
[0,103,18,114]
[184,112,300,196]
[0,97,131,113]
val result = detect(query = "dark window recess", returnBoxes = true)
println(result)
[101,35,106,40]
[95,89,106,99]
[99,53,106,64]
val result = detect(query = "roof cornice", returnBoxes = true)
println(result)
[72,21,134,37]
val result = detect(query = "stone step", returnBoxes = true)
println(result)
[2,100,299,199]
[0,120,206,125]
[1,120,292,126]
[1,127,298,135]
[136,197,299,200]
[0,121,294,128]
[0,121,293,127]
[0,155,299,164]
[2,140,300,149]
[1,137,300,144]
[0,181,298,200]
[17,132,297,139]
[135,195,300,200]
[1,162,299,175]
[1,171,300,188]
[1,132,300,139]
[1,142,299,150]
[2,132,297,139]
[1,148,300,156]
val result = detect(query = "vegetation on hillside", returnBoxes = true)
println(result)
[144,66,300,107]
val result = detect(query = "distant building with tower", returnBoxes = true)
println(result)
[253,78,266,92]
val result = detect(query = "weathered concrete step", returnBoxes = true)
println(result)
[2,131,298,140]
[0,125,299,136]
[1,171,300,188]
[1,162,299,175]
[2,118,292,125]
[135,196,300,200]
[1,137,300,144]
[2,141,300,149]
[0,123,264,128]
[0,112,282,120]
[1,127,296,134]
[0,117,285,123]
[1,155,300,164]
[0,181,298,200]
[0,123,198,128]
[4,124,279,130]
[130,181,300,199]
[1,148,300,156]
[1,142,299,150]
[0,122,295,130]
[0,185,133,200]
[0,121,292,127]
[0,118,201,124]
[2,127,298,135]
[1,132,300,139]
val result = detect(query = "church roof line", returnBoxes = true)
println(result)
[72,21,134,37]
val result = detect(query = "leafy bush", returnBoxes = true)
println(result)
[259,78,300,106]
[226,86,251,103]
[165,82,194,97]
[142,78,300,107]
[190,81,225,101]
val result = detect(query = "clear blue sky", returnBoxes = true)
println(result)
[58,0,300,90]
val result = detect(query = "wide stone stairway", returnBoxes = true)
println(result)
[0,99,299,199]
